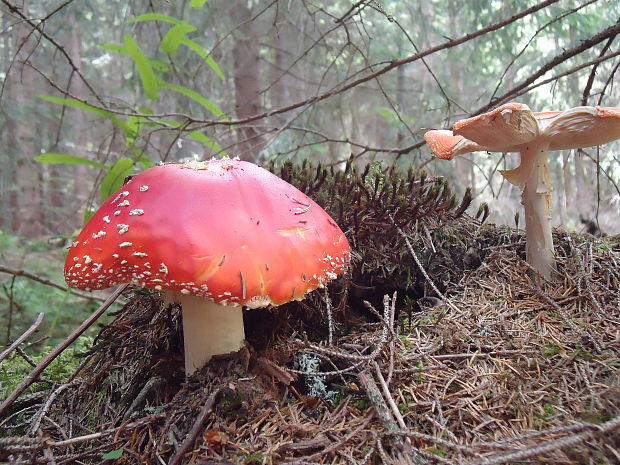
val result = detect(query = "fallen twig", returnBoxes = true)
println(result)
[0,284,128,419]
[0,312,44,364]
[465,415,620,465]
[168,388,222,465]
[357,371,428,465]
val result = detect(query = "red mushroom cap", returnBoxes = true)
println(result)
[65,159,351,308]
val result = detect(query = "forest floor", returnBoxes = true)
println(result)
[1,222,618,465]
[1,164,619,464]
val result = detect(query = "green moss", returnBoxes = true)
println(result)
[542,344,561,358]
[0,336,93,399]
[427,447,447,457]
[353,399,370,411]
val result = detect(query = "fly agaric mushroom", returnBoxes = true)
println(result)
[64,159,351,375]
[425,103,620,279]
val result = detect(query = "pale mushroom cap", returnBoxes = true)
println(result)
[65,159,351,308]
[423,130,486,160]
[453,102,539,150]
[539,106,620,150]
[425,103,620,158]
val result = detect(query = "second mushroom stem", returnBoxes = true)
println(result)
[508,140,556,280]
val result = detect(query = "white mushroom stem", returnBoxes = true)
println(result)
[164,292,245,375]
[501,140,556,280]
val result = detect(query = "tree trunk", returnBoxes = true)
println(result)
[10,1,43,237]
[231,3,264,162]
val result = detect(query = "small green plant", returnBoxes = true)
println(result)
[399,335,416,349]
[542,402,556,419]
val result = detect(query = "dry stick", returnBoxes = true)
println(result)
[466,414,620,465]
[28,380,80,435]
[0,414,164,452]
[324,289,334,346]
[373,362,408,432]
[288,414,374,463]
[0,312,44,364]
[0,265,104,301]
[389,214,461,313]
[0,284,128,419]
[168,388,222,465]
[357,371,428,465]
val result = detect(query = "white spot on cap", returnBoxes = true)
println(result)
[154,285,162,290]
[121,260,128,264]
[103,216,111,224]
[117,200,130,207]
[117,224,129,235]
[159,263,168,275]
[112,254,119,258]
[119,242,132,248]
[129,209,144,216]
[139,185,149,192]
[180,289,191,295]
[133,252,148,257]
[114,210,121,216]
[92,230,106,239]
[84,255,92,264]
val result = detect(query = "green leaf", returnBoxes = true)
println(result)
[99,43,125,54]
[34,153,107,170]
[100,158,135,199]
[149,59,169,73]
[129,13,182,25]
[126,116,142,145]
[83,207,97,225]
[123,35,159,100]
[158,81,225,118]
[38,95,132,135]
[190,0,209,8]
[118,15,225,81]
[162,23,197,55]
[102,449,124,460]
[180,38,225,81]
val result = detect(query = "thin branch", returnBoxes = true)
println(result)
[465,415,620,465]
[0,265,105,301]
[476,19,620,114]
[168,388,222,465]
[0,284,128,419]
[0,312,44,364]
[0,0,104,104]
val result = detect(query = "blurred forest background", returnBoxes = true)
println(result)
[1,0,620,346]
